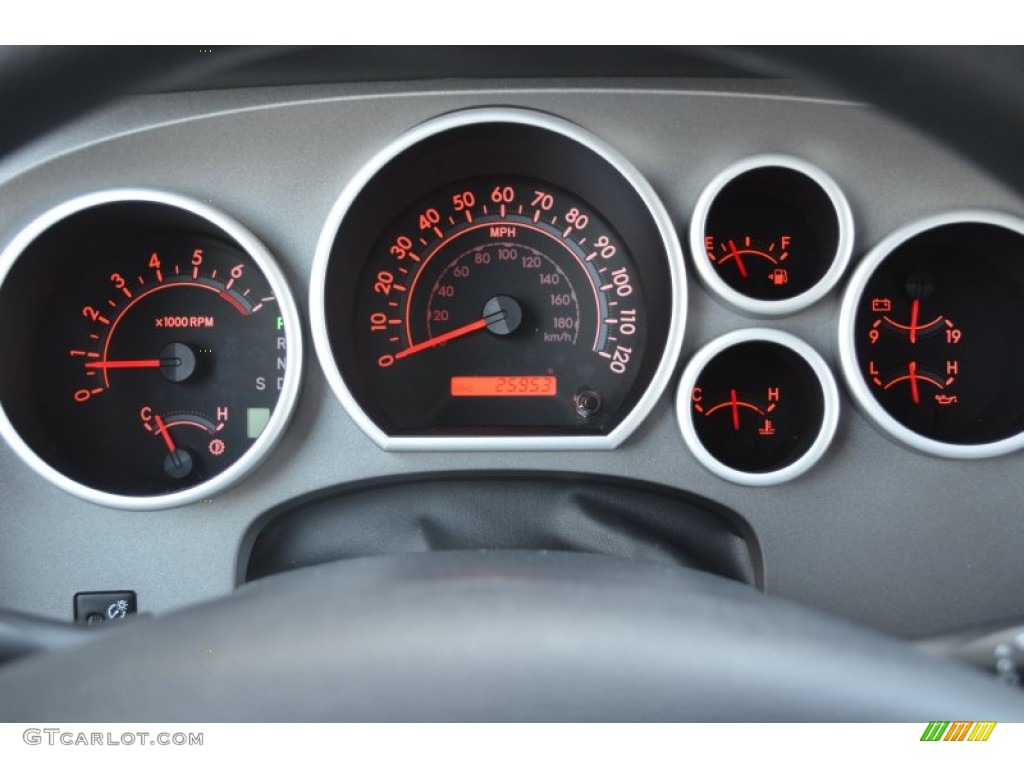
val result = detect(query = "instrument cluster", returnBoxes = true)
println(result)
[1,106,1023,507]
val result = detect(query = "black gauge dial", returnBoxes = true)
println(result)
[352,176,644,433]
[315,110,681,445]
[0,194,301,507]
[692,157,851,314]
[849,220,1024,448]
[677,330,838,484]
[691,342,823,472]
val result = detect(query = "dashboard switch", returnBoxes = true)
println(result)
[74,591,137,625]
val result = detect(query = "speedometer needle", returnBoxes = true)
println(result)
[395,318,489,360]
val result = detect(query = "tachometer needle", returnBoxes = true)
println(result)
[153,414,177,454]
[85,359,162,369]
[729,388,742,431]
[395,318,489,360]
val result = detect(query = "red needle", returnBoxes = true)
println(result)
[909,298,920,344]
[908,361,921,404]
[729,388,741,431]
[725,240,749,278]
[153,414,177,454]
[395,318,489,360]
[85,359,161,370]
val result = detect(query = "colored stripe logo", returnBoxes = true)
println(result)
[920,721,997,741]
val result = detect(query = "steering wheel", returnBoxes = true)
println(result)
[1,46,1023,722]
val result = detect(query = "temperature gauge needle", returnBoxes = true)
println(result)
[153,414,177,454]
[395,318,488,360]
[729,388,742,431]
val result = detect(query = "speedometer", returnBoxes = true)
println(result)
[355,177,642,431]
[312,109,683,448]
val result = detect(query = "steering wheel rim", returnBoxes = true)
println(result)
[0,551,1022,722]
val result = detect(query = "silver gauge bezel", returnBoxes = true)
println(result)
[310,107,686,451]
[689,154,854,317]
[0,189,304,510]
[675,328,840,486]
[837,209,1024,459]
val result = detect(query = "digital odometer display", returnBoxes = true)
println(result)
[315,111,680,444]
[451,376,557,397]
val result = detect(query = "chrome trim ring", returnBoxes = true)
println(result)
[311,107,686,451]
[676,328,840,485]
[689,154,854,317]
[0,189,304,509]
[837,209,1024,459]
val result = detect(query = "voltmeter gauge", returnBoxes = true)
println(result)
[676,329,839,485]
[839,212,1024,458]
[690,155,853,316]
[0,191,302,509]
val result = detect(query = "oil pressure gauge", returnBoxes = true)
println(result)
[839,211,1024,458]
[676,329,839,485]
[0,191,302,509]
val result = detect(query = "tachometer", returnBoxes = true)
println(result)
[0,191,302,508]
[312,109,683,448]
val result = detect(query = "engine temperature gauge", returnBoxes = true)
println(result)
[676,329,839,485]
[840,212,1024,457]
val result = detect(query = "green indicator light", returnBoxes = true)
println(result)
[247,407,271,438]
[276,315,284,331]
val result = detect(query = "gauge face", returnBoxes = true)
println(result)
[314,109,682,447]
[352,176,644,432]
[677,330,839,485]
[0,193,301,508]
[844,217,1024,453]
[691,156,852,315]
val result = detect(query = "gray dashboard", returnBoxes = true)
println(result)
[1,77,1022,639]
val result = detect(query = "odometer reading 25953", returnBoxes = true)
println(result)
[313,109,683,447]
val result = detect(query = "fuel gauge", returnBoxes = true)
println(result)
[691,155,853,316]
[676,329,839,485]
